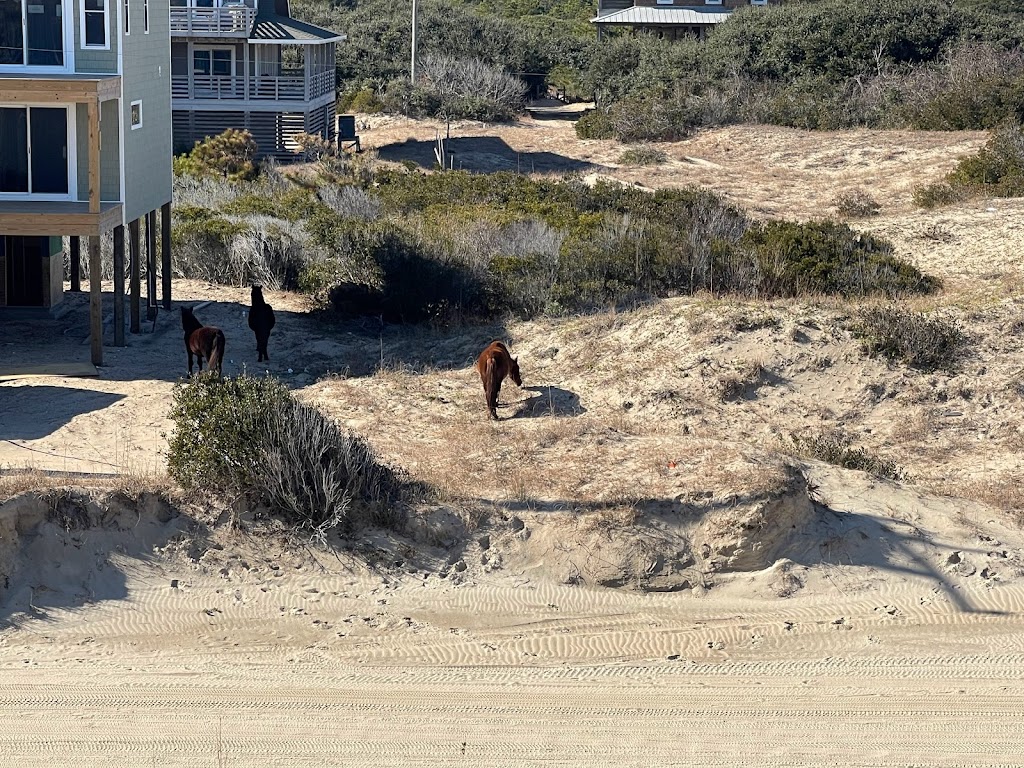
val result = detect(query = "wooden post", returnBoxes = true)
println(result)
[88,235,102,366]
[113,225,125,346]
[87,100,100,215]
[128,218,141,333]
[146,209,157,320]
[161,201,172,309]
[69,236,81,292]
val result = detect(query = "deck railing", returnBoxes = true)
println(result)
[171,71,335,102]
[169,5,257,36]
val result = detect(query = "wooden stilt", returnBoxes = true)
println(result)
[113,225,125,347]
[161,201,172,309]
[88,235,102,366]
[146,209,157,320]
[129,218,141,333]
[70,236,81,292]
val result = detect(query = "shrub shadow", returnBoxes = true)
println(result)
[512,385,584,418]
[377,135,601,174]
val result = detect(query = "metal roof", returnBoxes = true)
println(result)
[249,12,345,44]
[591,6,732,25]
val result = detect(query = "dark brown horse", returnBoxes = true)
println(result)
[247,285,276,362]
[181,306,226,379]
[475,341,522,420]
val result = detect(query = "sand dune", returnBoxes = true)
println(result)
[2,122,1024,764]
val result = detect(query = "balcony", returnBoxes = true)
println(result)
[169,2,257,37]
[171,70,334,103]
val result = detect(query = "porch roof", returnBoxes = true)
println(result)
[591,6,732,25]
[248,12,345,44]
[0,73,121,104]
[0,201,123,237]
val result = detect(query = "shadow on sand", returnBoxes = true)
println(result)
[377,135,600,174]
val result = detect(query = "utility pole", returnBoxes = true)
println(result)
[410,0,418,84]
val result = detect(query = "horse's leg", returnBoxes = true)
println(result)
[187,349,194,377]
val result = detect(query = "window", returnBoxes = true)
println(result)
[82,0,108,48]
[656,0,673,5]
[704,0,722,4]
[750,0,767,4]
[0,106,70,195]
[1,0,65,66]
[124,0,129,35]
[193,48,233,76]
[143,0,148,32]
[130,100,142,129]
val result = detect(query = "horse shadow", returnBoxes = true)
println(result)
[512,385,584,418]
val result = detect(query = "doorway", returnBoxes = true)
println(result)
[2,236,45,307]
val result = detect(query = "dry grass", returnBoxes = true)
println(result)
[0,471,175,504]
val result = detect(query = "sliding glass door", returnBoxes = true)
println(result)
[0,0,64,66]
[0,106,69,196]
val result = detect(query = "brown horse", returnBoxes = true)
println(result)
[475,341,522,420]
[181,306,226,379]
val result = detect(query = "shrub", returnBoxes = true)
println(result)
[946,123,1024,196]
[790,429,908,481]
[175,129,259,181]
[618,146,669,166]
[833,189,881,218]
[854,305,964,371]
[912,181,960,209]
[574,108,615,139]
[338,86,384,113]
[166,374,405,535]
[608,96,695,142]
[739,220,938,297]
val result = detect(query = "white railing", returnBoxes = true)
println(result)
[171,71,335,102]
[169,6,257,36]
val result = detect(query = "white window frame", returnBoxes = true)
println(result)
[130,99,143,129]
[81,0,110,50]
[0,0,75,72]
[143,0,149,32]
[0,104,77,202]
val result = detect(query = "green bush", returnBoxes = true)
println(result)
[575,109,615,139]
[174,129,259,181]
[339,86,384,113]
[618,146,669,166]
[854,305,964,371]
[912,182,960,209]
[791,429,908,481]
[739,220,939,297]
[915,124,1024,207]
[167,374,405,535]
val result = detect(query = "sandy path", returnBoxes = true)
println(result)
[2,656,1023,767]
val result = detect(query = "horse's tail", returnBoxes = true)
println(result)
[210,329,226,378]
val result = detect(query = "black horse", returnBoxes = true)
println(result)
[248,285,276,363]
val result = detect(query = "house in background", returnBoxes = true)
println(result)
[0,0,174,365]
[592,0,776,41]
[170,0,342,158]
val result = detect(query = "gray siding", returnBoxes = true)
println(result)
[73,0,119,73]
[74,102,121,201]
[121,0,173,222]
